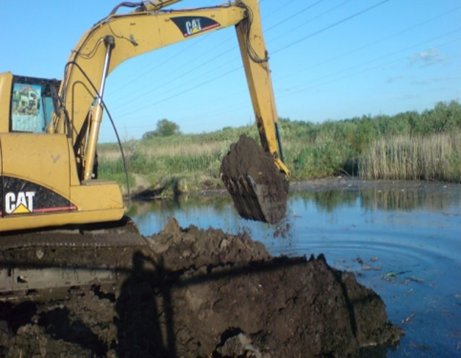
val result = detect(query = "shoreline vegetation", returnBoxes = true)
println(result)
[98,100,461,196]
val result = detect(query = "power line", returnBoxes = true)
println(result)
[265,0,326,32]
[267,0,352,44]
[110,1,389,117]
[289,35,461,95]
[262,0,297,19]
[277,5,461,82]
[118,30,461,131]
[108,33,214,97]
[279,27,461,93]
[104,0,459,136]
[108,1,332,105]
[114,66,241,120]
[272,0,390,55]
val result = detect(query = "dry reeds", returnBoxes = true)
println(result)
[359,132,461,182]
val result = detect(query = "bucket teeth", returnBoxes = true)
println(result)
[222,173,286,224]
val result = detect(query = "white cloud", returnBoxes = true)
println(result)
[408,47,446,66]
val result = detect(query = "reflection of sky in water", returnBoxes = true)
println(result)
[131,184,461,357]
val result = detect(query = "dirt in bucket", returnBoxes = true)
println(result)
[220,134,289,224]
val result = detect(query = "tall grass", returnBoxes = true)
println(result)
[359,131,461,182]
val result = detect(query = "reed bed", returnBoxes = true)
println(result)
[359,132,461,182]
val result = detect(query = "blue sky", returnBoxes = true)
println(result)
[1,0,460,142]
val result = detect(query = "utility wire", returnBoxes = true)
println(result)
[265,0,326,32]
[108,1,330,103]
[108,33,211,96]
[107,0,459,137]
[115,67,240,120]
[119,30,461,130]
[112,0,392,117]
[278,5,461,82]
[272,0,389,55]
[267,0,352,44]
[108,0,296,102]
[109,46,236,113]
[287,35,461,95]
[262,0,297,19]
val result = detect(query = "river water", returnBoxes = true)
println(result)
[129,179,461,357]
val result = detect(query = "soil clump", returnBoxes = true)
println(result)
[220,134,289,224]
[0,218,403,357]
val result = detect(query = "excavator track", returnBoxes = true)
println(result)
[0,217,155,302]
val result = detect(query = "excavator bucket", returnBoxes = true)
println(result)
[220,135,289,224]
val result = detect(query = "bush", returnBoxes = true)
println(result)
[142,119,181,139]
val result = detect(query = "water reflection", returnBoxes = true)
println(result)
[131,182,461,239]
[129,181,461,358]
[291,182,460,213]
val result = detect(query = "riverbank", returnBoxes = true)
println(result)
[128,175,461,200]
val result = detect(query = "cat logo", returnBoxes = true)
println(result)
[5,191,36,214]
[186,19,202,36]
[171,16,220,38]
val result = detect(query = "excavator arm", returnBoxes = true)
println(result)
[52,0,289,180]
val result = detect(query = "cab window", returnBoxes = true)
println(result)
[10,77,59,133]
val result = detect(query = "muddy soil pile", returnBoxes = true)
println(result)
[220,135,289,224]
[0,218,403,357]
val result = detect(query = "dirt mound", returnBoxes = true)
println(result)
[220,134,289,224]
[0,218,403,357]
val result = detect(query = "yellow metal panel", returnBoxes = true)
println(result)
[71,180,124,212]
[0,72,13,133]
[1,133,70,197]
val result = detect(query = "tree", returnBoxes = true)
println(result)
[142,119,181,139]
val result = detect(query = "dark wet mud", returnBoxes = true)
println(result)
[0,218,403,357]
[220,134,289,224]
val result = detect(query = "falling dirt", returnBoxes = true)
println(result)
[0,218,403,357]
[220,134,289,224]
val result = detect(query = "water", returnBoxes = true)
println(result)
[128,181,461,357]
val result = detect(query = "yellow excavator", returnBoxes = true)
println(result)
[0,0,289,234]
[0,0,290,297]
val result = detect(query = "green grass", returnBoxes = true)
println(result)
[97,100,461,195]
